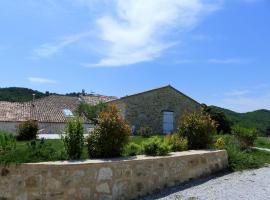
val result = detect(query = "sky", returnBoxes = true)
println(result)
[0,0,269,113]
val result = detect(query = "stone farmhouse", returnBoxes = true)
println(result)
[0,85,201,135]
[0,95,116,135]
[110,85,201,134]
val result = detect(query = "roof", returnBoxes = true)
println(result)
[80,95,117,105]
[111,85,201,105]
[0,101,30,122]
[0,94,117,123]
[31,95,80,123]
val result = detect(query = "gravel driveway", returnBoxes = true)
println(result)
[142,166,270,200]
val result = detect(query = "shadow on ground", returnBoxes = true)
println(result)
[139,170,231,200]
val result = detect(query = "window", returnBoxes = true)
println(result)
[63,109,74,117]
[163,111,174,134]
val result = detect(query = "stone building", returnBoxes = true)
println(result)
[0,94,116,135]
[110,85,201,134]
[0,86,200,135]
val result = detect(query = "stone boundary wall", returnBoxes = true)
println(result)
[0,150,228,200]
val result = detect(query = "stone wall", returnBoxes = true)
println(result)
[111,86,201,134]
[0,150,228,200]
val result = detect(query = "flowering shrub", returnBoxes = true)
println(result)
[164,134,188,152]
[177,112,217,149]
[214,137,225,149]
[87,105,131,158]
[233,126,258,149]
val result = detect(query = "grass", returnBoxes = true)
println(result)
[255,137,270,149]
[216,134,270,171]
[0,136,165,164]
[2,134,270,171]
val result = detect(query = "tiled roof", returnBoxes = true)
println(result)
[31,95,80,123]
[0,94,117,123]
[80,95,117,105]
[0,102,30,122]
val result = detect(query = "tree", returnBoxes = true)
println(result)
[202,104,233,134]
[76,102,109,124]
[87,105,130,158]
[266,126,270,137]
[63,117,84,160]
[177,112,216,149]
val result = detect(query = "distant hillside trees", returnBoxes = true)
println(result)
[0,87,45,102]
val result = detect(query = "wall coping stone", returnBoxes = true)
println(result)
[24,150,226,165]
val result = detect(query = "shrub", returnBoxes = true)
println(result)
[138,126,153,137]
[142,137,169,156]
[17,120,39,141]
[27,139,67,162]
[177,112,217,149]
[203,105,232,134]
[0,132,16,154]
[164,134,188,152]
[63,117,84,160]
[123,143,141,156]
[214,137,225,149]
[233,126,258,149]
[87,105,131,158]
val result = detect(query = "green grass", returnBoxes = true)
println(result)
[255,137,270,149]
[0,136,165,164]
[216,135,270,171]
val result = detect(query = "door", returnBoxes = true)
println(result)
[163,111,174,134]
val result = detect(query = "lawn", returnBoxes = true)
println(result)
[0,136,165,164]
[217,135,270,171]
[255,137,270,149]
[2,135,270,172]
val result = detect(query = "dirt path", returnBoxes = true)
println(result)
[142,166,270,200]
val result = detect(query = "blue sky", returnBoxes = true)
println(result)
[0,0,269,112]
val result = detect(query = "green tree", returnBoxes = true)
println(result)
[63,117,84,160]
[76,102,109,124]
[203,104,233,134]
[178,112,217,149]
[87,105,130,158]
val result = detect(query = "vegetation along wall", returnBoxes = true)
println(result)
[0,150,228,200]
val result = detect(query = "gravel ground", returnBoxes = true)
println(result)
[142,166,270,200]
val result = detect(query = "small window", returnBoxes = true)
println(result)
[63,109,74,117]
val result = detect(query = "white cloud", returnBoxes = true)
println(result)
[33,32,91,58]
[28,77,57,84]
[208,58,249,64]
[89,0,222,67]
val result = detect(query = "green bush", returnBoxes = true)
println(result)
[233,126,258,149]
[87,105,131,158]
[27,139,67,162]
[123,143,141,156]
[142,137,169,156]
[17,120,39,141]
[203,105,232,134]
[63,117,84,160]
[177,112,217,149]
[164,134,188,152]
[138,126,153,137]
[0,132,16,154]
